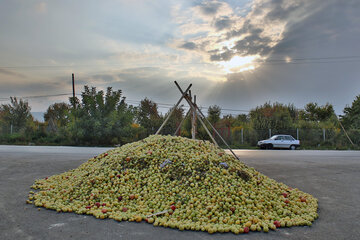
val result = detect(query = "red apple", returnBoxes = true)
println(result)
[274,221,281,228]
[117,174,121,178]
[300,197,307,202]
[284,199,290,204]
[85,205,92,209]
[281,192,288,198]
[95,202,100,207]
[147,151,152,155]
[170,205,176,211]
[129,194,135,200]
[118,196,123,201]
[230,207,235,213]
[101,209,107,213]
[244,227,249,233]
[102,203,106,206]
[126,157,131,162]
[122,207,128,212]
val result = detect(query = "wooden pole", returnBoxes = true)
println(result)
[72,73,75,98]
[337,116,355,147]
[155,83,192,135]
[196,104,240,160]
[71,73,76,109]
[174,81,240,160]
[173,109,191,136]
[173,83,218,146]
[194,108,218,146]
[191,95,196,139]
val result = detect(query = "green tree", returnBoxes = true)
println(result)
[299,103,335,122]
[0,97,33,133]
[68,86,136,145]
[44,102,70,131]
[207,105,221,125]
[249,102,293,130]
[236,114,249,123]
[161,106,184,135]
[136,98,162,135]
[341,95,360,129]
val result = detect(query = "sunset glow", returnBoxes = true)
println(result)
[218,55,260,73]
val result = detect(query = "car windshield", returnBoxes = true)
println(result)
[269,136,278,140]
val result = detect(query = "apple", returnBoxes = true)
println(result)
[274,221,281,228]
[281,192,288,198]
[28,134,319,234]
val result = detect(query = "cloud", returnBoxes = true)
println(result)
[209,48,233,61]
[35,2,47,14]
[197,0,223,16]
[0,68,26,78]
[213,16,233,31]
[179,41,197,50]
[172,0,322,67]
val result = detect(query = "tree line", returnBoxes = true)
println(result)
[0,85,359,148]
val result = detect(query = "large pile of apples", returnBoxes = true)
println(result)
[28,135,318,234]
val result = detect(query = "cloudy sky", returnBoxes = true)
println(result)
[0,0,360,116]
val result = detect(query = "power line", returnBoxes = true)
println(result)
[0,94,251,113]
[263,55,360,62]
[0,55,360,69]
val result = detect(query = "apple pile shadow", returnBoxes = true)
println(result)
[28,135,318,234]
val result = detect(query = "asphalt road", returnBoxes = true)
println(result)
[0,145,359,240]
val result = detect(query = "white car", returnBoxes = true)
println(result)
[257,135,300,150]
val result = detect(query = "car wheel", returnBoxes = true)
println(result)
[267,144,273,149]
[290,145,296,150]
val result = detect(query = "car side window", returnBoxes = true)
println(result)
[275,136,283,140]
[285,136,292,140]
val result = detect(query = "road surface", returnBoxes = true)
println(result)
[0,145,359,240]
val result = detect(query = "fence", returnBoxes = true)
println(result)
[1,120,359,149]
[219,128,360,149]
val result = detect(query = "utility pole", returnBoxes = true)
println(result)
[72,73,76,108]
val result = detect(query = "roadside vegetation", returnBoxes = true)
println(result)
[0,85,359,149]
